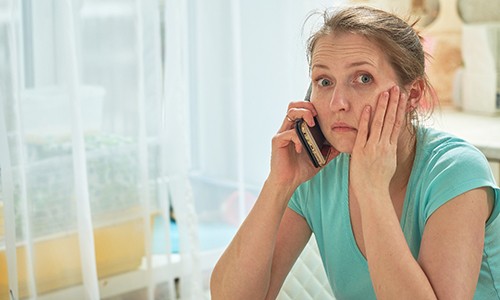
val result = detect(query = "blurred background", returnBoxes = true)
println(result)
[0,0,499,299]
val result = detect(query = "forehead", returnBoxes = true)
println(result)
[311,32,388,69]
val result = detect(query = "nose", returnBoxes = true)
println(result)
[329,85,350,112]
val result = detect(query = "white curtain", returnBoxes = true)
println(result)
[0,0,201,299]
[0,0,350,299]
[186,0,340,252]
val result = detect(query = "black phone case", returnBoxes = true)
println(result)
[295,118,328,168]
[294,84,329,168]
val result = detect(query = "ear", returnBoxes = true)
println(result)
[405,79,424,112]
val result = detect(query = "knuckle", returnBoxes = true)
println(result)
[271,133,285,147]
[288,100,303,109]
[271,134,280,143]
[373,119,384,128]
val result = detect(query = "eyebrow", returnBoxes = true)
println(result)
[311,60,377,71]
[346,60,376,68]
[311,63,330,71]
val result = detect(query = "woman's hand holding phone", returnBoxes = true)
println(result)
[269,101,338,189]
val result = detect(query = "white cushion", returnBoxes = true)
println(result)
[277,236,335,300]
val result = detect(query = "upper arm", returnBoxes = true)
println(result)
[265,207,312,299]
[418,187,494,299]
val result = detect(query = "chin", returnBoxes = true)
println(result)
[329,141,354,154]
[327,137,354,154]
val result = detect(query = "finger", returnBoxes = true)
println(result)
[278,115,295,133]
[273,129,303,153]
[289,101,317,120]
[369,91,390,142]
[390,92,408,144]
[278,102,317,133]
[286,107,316,126]
[354,105,371,149]
[380,85,400,142]
[287,100,318,115]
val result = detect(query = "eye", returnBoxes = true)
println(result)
[318,78,333,87]
[356,74,373,84]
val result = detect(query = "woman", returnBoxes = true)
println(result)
[210,6,500,299]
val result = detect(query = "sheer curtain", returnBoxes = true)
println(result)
[186,0,339,252]
[1,0,348,299]
[0,0,201,299]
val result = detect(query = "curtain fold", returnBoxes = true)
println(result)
[163,0,202,297]
[63,1,100,298]
[0,0,200,299]
[2,0,36,298]
[0,0,347,299]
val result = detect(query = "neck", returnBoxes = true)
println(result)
[391,125,417,193]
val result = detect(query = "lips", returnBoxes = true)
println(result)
[331,122,357,132]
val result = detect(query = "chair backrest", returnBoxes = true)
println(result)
[276,235,336,300]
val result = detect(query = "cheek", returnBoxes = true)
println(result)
[351,91,378,122]
[353,88,379,104]
[310,96,330,118]
[352,90,380,111]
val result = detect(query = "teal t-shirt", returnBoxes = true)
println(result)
[288,126,500,299]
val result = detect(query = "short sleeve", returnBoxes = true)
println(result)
[288,184,307,217]
[422,143,497,224]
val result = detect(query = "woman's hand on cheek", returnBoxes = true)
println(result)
[349,86,408,198]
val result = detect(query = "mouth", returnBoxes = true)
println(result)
[331,122,357,133]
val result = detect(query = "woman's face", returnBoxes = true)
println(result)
[310,32,401,153]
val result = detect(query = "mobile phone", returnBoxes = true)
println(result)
[295,84,330,168]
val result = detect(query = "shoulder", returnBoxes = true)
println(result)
[417,127,491,179]
[412,127,497,221]
[418,126,485,158]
